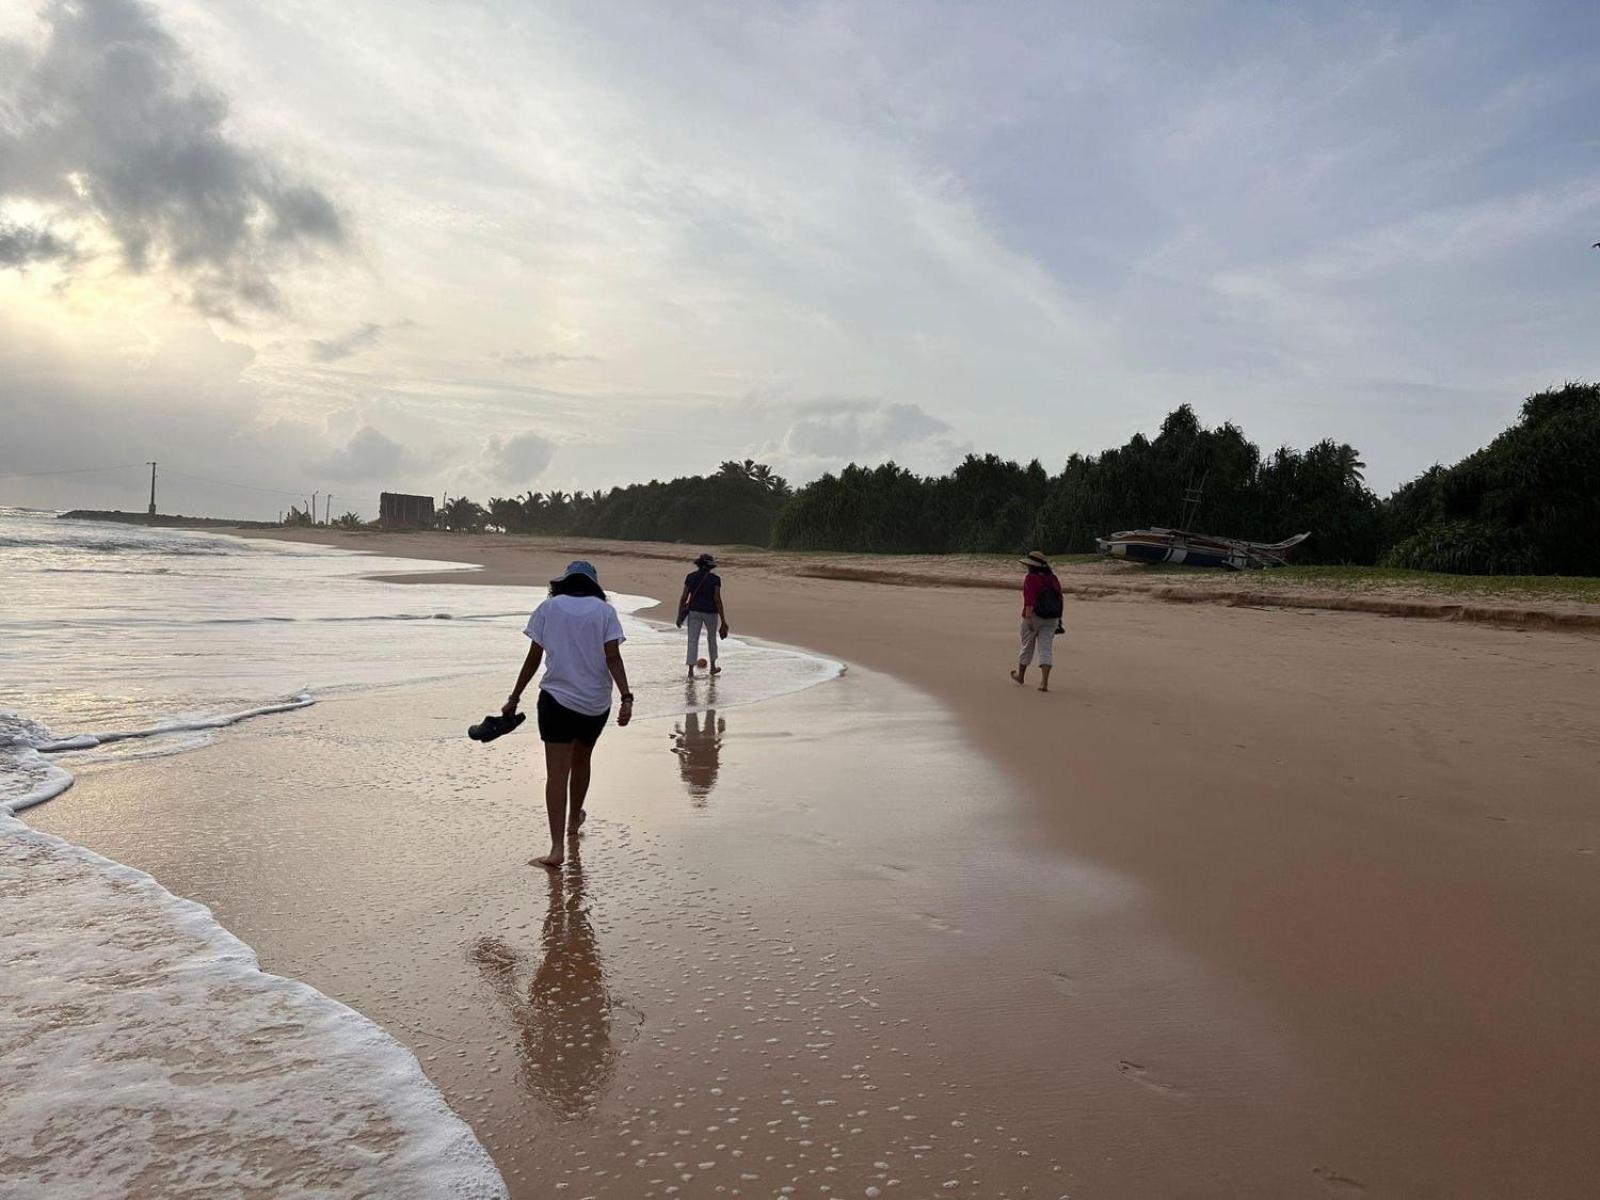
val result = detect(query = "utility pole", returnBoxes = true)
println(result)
[311,491,319,525]
[147,461,157,515]
[325,494,333,525]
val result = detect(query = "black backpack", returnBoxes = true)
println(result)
[1033,577,1063,619]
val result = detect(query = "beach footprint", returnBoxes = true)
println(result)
[1117,1059,1185,1097]
[1045,970,1078,997]
[1312,1165,1366,1192]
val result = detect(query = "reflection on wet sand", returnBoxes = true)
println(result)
[470,846,617,1118]
[672,707,726,804]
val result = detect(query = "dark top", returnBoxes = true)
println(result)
[683,570,721,614]
[1022,569,1062,617]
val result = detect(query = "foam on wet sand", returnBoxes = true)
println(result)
[0,813,506,1199]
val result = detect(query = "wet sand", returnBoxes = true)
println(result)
[32,667,1316,1197]
[213,527,1600,1196]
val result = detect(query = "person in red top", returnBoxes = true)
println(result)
[1011,550,1064,692]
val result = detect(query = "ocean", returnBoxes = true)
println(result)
[0,508,839,813]
[0,508,840,1197]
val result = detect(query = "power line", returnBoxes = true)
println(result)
[0,463,146,480]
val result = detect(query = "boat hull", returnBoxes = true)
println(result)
[1096,528,1308,570]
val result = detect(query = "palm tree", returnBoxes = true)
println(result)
[441,495,489,533]
[487,496,522,533]
[1334,444,1366,488]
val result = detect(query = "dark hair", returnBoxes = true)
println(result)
[549,574,607,600]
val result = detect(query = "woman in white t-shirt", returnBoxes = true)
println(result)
[503,560,633,868]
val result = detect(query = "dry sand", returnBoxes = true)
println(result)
[33,527,1600,1196]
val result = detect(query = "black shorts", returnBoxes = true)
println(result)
[536,690,609,747]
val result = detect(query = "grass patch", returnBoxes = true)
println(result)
[1254,565,1600,603]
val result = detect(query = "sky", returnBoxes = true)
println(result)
[2,0,1597,520]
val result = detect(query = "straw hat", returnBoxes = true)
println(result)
[1018,550,1051,570]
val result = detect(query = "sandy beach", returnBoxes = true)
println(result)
[26,527,1600,1196]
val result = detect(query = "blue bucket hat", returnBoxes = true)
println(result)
[551,559,600,586]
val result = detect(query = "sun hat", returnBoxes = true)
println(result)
[694,553,717,568]
[1019,550,1051,569]
[551,559,600,586]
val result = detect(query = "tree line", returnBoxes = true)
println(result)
[398,383,1598,575]
[770,405,1383,564]
[434,459,791,547]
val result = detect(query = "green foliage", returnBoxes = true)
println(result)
[1382,520,1536,575]
[439,496,490,533]
[424,384,1598,577]
[1380,382,1600,575]
[772,405,1381,563]
[473,460,790,545]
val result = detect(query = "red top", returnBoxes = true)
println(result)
[1022,571,1061,616]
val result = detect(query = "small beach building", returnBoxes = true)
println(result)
[379,492,436,528]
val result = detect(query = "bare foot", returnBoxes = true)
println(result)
[570,808,586,833]
[1038,684,1049,692]
[711,665,722,675]
[532,850,564,869]
[1010,668,1025,685]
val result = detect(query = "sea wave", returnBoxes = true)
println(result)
[0,696,314,814]
[0,813,507,1199]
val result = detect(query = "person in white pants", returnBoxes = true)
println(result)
[1010,550,1064,692]
[678,553,729,678]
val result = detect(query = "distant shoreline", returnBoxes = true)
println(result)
[57,509,282,530]
[241,524,1600,631]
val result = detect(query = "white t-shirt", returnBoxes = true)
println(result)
[526,594,626,716]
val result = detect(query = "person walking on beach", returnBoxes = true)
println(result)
[1011,550,1064,692]
[677,553,729,678]
[503,560,633,868]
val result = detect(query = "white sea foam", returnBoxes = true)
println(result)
[0,745,76,811]
[34,693,316,753]
[0,696,316,813]
[0,813,507,1199]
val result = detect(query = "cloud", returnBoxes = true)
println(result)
[313,426,413,482]
[494,350,602,367]
[482,430,556,485]
[309,322,386,362]
[0,0,346,315]
[0,221,75,267]
[763,398,971,476]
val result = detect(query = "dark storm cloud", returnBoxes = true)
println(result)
[0,0,346,313]
[0,221,75,266]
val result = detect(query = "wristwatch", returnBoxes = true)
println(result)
[620,693,634,703]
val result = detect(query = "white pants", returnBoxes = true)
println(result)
[1018,614,1058,667]
[686,611,719,665]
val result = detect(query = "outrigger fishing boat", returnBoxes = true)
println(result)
[1096,528,1310,570]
